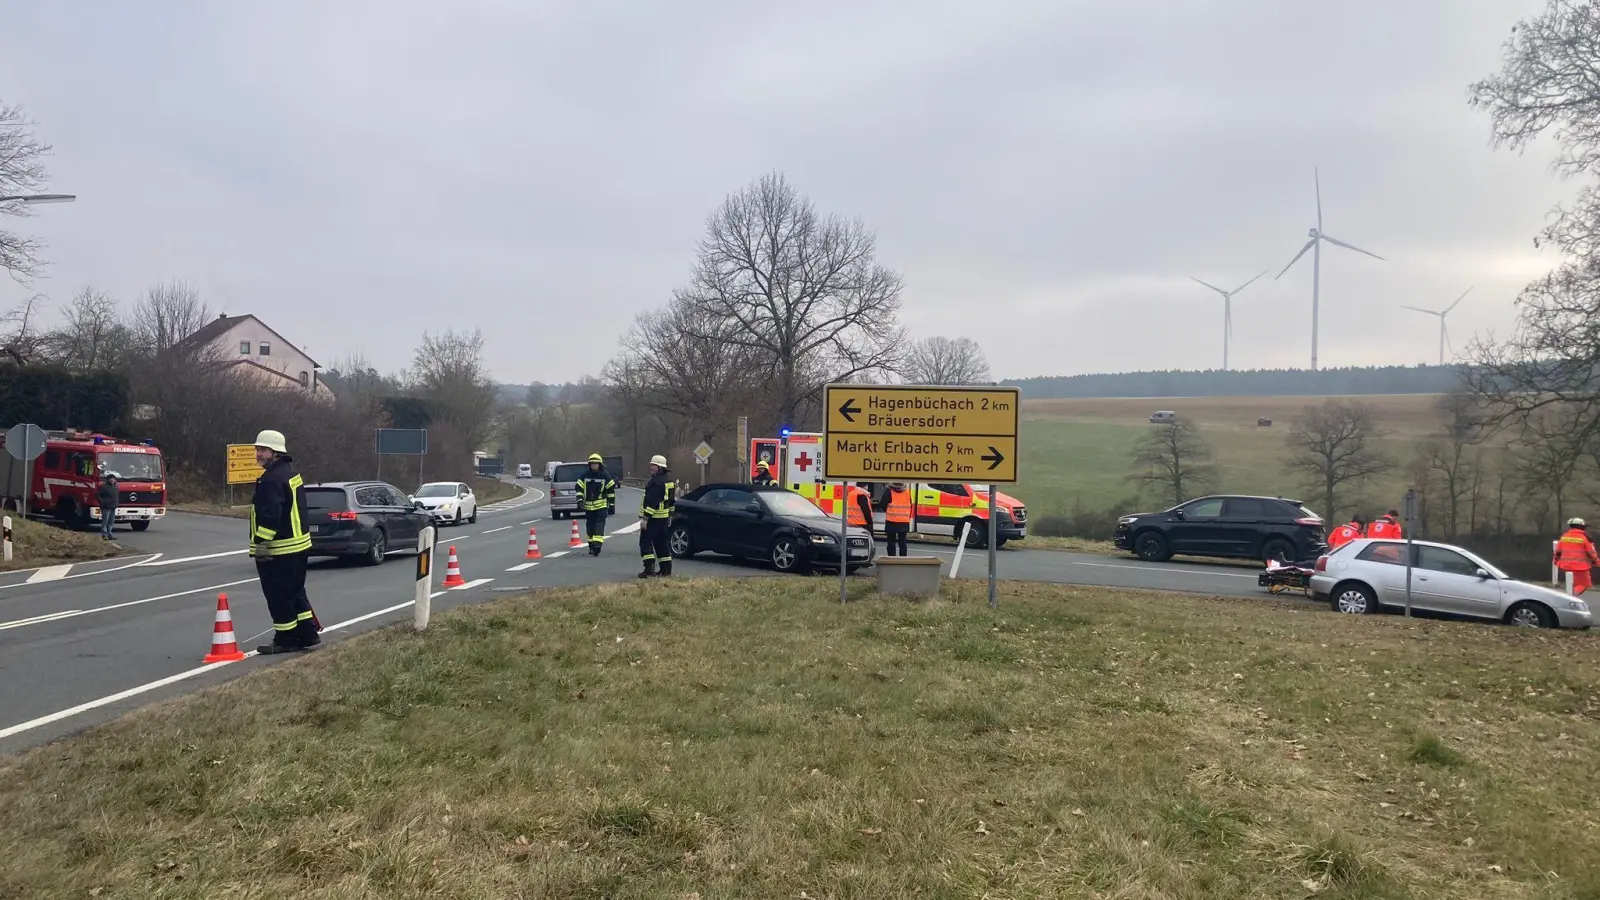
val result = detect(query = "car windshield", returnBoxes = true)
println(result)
[554,464,588,482]
[760,490,830,518]
[415,484,456,498]
[97,452,162,481]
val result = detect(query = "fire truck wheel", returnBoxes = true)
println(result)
[57,499,90,531]
[131,520,151,532]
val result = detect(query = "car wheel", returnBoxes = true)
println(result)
[131,520,151,532]
[468,507,478,524]
[1331,582,1379,615]
[1506,600,1557,628]
[1134,531,1171,562]
[963,519,987,548]
[770,535,801,573]
[1261,539,1294,563]
[669,524,695,558]
[364,530,387,566]
[453,510,463,526]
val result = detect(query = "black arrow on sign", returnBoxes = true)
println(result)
[837,398,862,423]
[981,446,1005,470]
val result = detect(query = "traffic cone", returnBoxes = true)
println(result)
[525,527,542,559]
[568,519,584,549]
[202,593,247,664]
[441,545,466,587]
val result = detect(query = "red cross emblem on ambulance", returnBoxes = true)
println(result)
[794,452,813,472]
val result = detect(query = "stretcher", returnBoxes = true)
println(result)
[1257,558,1315,595]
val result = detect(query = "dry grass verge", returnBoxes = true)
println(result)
[0,514,123,571]
[2,579,1597,898]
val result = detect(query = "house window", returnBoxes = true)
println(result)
[299,371,309,387]
[239,340,251,355]
[259,342,272,357]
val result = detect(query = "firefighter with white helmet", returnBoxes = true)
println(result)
[249,429,320,653]
[638,454,676,578]
[576,453,617,556]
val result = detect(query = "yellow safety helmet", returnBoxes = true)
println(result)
[588,453,603,464]
[757,460,770,470]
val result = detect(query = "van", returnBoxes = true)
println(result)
[515,463,533,479]
[544,461,560,481]
[548,461,591,519]
[1148,410,1177,424]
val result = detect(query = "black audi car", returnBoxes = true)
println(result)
[1113,494,1327,564]
[668,483,876,574]
[303,480,434,565]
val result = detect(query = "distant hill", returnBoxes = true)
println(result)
[1005,364,1465,399]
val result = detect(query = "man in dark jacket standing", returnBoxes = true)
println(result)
[637,454,676,578]
[249,429,320,654]
[95,474,118,540]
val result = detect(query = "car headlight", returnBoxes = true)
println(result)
[1118,517,1136,525]
[440,502,453,510]
[1568,599,1589,612]
[810,533,837,544]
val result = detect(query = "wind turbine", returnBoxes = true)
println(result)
[1403,286,1472,366]
[1190,271,1266,370]
[1275,168,1384,370]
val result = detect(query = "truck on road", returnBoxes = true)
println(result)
[0,429,168,530]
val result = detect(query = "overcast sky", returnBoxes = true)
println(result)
[0,0,1568,383]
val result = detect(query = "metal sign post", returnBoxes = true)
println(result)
[1402,488,1419,618]
[736,417,749,482]
[987,484,999,609]
[375,428,429,484]
[840,486,850,604]
[693,441,713,489]
[5,423,47,519]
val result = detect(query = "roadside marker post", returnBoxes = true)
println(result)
[949,520,972,579]
[414,526,435,630]
[823,383,1021,608]
[1401,489,1418,618]
[2,515,10,563]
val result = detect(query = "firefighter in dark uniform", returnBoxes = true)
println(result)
[249,429,320,654]
[577,452,617,556]
[638,454,676,578]
[752,460,777,486]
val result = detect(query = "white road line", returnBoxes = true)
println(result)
[481,525,511,534]
[506,562,538,572]
[0,578,261,633]
[24,565,72,584]
[450,578,493,590]
[546,550,570,559]
[0,609,86,631]
[519,519,539,525]
[0,553,161,589]
[141,549,248,567]
[612,521,641,535]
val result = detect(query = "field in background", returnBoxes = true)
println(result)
[1014,394,1449,525]
[2,578,1594,898]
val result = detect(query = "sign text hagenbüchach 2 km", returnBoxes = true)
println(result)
[822,384,1019,483]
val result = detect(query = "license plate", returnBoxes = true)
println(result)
[849,548,868,557]
[311,525,327,535]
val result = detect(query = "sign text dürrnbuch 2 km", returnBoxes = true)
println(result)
[822,384,1019,483]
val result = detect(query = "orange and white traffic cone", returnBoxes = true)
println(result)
[568,519,584,549]
[441,545,466,587]
[202,593,247,664]
[525,527,542,559]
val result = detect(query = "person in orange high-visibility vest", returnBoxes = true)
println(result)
[1327,515,1367,550]
[1368,510,1403,539]
[884,481,913,557]
[1555,517,1600,595]
[845,483,873,529]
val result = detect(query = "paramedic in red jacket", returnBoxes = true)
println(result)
[1327,515,1367,550]
[1555,518,1600,595]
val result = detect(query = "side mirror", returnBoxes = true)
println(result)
[1475,567,1491,580]
[412,500,424,509]
[745,501,763,515]
[1173,509,1187,521]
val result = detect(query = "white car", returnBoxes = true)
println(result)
[410,481,478,525]
[1310,538,1593,629]
[516,463,533,479]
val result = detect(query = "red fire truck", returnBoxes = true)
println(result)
[0,429,168,531]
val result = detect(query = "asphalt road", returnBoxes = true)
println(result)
[0,487,1269,754]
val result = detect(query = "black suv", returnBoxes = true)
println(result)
[1113,495,1327,563]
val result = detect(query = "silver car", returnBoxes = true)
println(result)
[1310,538,1593,629]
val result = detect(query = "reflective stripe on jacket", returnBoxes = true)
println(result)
[885,488,912,525]
[577,469,617,511]
[1555,528,1600,571]
[640,473,676,519]
[249,456,311,557]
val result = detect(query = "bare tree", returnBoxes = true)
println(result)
[0,103,53,281]
[0,294,49,366]
[408,329,499,450]
[129,280,212,358]
[1417,391,1487,538]
[322,352,401,412]
[47,286,132,371]
[1514,406,1588,529]
[1465,3,1600,432]
[1284,401,1393,520]
[1128,419,1216,506]
[900,336,991,385]
[676,172,905,425]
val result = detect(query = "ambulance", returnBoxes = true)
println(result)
[754,432,1028,547]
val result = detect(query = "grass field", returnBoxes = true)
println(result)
[1015,394,1449,525]
[3,577,1597,898]
[0,514,123,572]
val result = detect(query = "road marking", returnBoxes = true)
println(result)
[506,562,538,571]
[24,565,72,584]
[0,554,165,594]
[0,578,261,633]
[612,521,641,535]
[546,550,569,559]
[481,525,511,534]
[141,549,249,567]
[0,609,87,631]
[450,578,493,590]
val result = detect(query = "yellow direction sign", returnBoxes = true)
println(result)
[822,384,1020,483]
[226,443,264,485]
